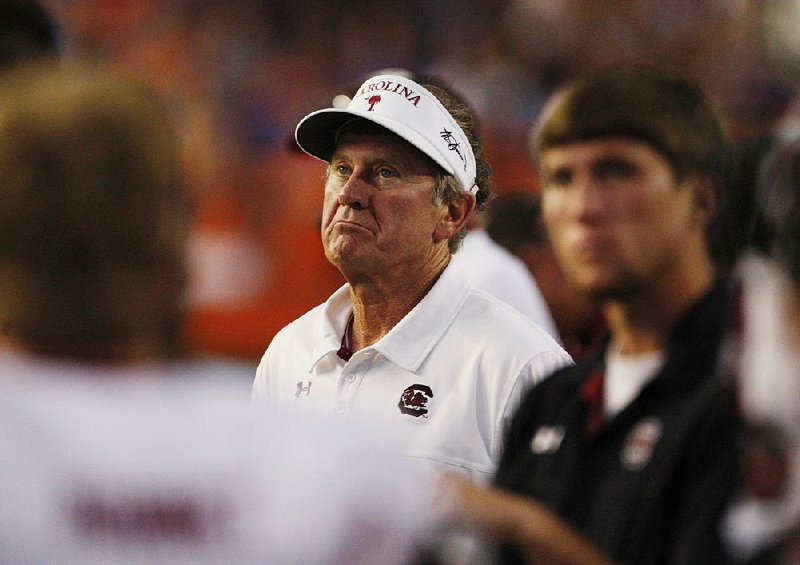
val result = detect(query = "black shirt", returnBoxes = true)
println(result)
[495,281,741,564]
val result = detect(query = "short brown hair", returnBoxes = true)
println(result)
[532,64,727,182]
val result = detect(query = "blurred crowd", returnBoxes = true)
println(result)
[6,1,800,563]
[32,0,798,362]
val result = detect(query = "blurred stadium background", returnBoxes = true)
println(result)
[39,0,800,362]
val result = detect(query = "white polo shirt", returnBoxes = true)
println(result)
[0,349,440,564]
[451,228,561,343]
[253,261,572,481]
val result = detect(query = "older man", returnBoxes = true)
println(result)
[253,73,571,481]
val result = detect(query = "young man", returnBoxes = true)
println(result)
[445,64,742,564]
[253,73,571,481]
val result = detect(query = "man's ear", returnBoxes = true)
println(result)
[690,175,719,229]
[434,193,476,242]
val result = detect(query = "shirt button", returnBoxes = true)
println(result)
[335,404,347,416]
[345,375,356,383]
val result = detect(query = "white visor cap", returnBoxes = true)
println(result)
[295,74,477,193]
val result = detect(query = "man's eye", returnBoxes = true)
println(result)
[596,159,635,179]
[335,164,350,176]
[377,168,396,178]
[548,169,572,187]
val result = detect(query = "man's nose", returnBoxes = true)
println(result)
[337,175,371,210]
[571,179,605,221]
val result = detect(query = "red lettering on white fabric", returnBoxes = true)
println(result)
[357,81,421,107]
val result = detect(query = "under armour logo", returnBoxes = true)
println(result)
[530,426,565,454]
[440,128,467,171]
[295,381,312,398]
[366,94,382,111]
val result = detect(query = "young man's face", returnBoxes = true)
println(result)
[320,127,450,280]
[539,137,703,302]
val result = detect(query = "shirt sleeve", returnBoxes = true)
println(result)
[251,352,270,405]
[665,388,741,565]
[494,349,573,463]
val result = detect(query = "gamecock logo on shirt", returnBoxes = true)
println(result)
[398,384,434,418]
[295,381,312,398]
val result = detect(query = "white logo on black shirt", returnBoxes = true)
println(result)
[621,417,662,470]
[530,426,565,454]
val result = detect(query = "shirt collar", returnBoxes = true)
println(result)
[578,278,731,392]
[310,284,353,369]
[309,261,472,372]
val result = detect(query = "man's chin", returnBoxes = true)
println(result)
[325,236,362,264]
[571,275,637,303]
[327,252,375,280]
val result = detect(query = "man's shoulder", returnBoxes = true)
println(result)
[437,291,574,390]
[255,304,329,384]
[267,300,331,350]
[460,286,565,352]
[514,353,597,411]
[276,302,326,334]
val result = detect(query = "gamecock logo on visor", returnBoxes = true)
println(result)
[398,384,434,418]
[366,94,381,111]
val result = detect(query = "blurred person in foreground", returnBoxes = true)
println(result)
[443,64,742,564]
[252,72,571,482]
[0,62,439,564]
[722,136,800,564]
[0,0,59,72]
[486,190,605,360]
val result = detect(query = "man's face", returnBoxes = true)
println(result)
[321,127,447,279]
[539,138,701,301]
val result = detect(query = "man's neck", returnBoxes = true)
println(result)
[347,253,449,351]
[603,259,714,356]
